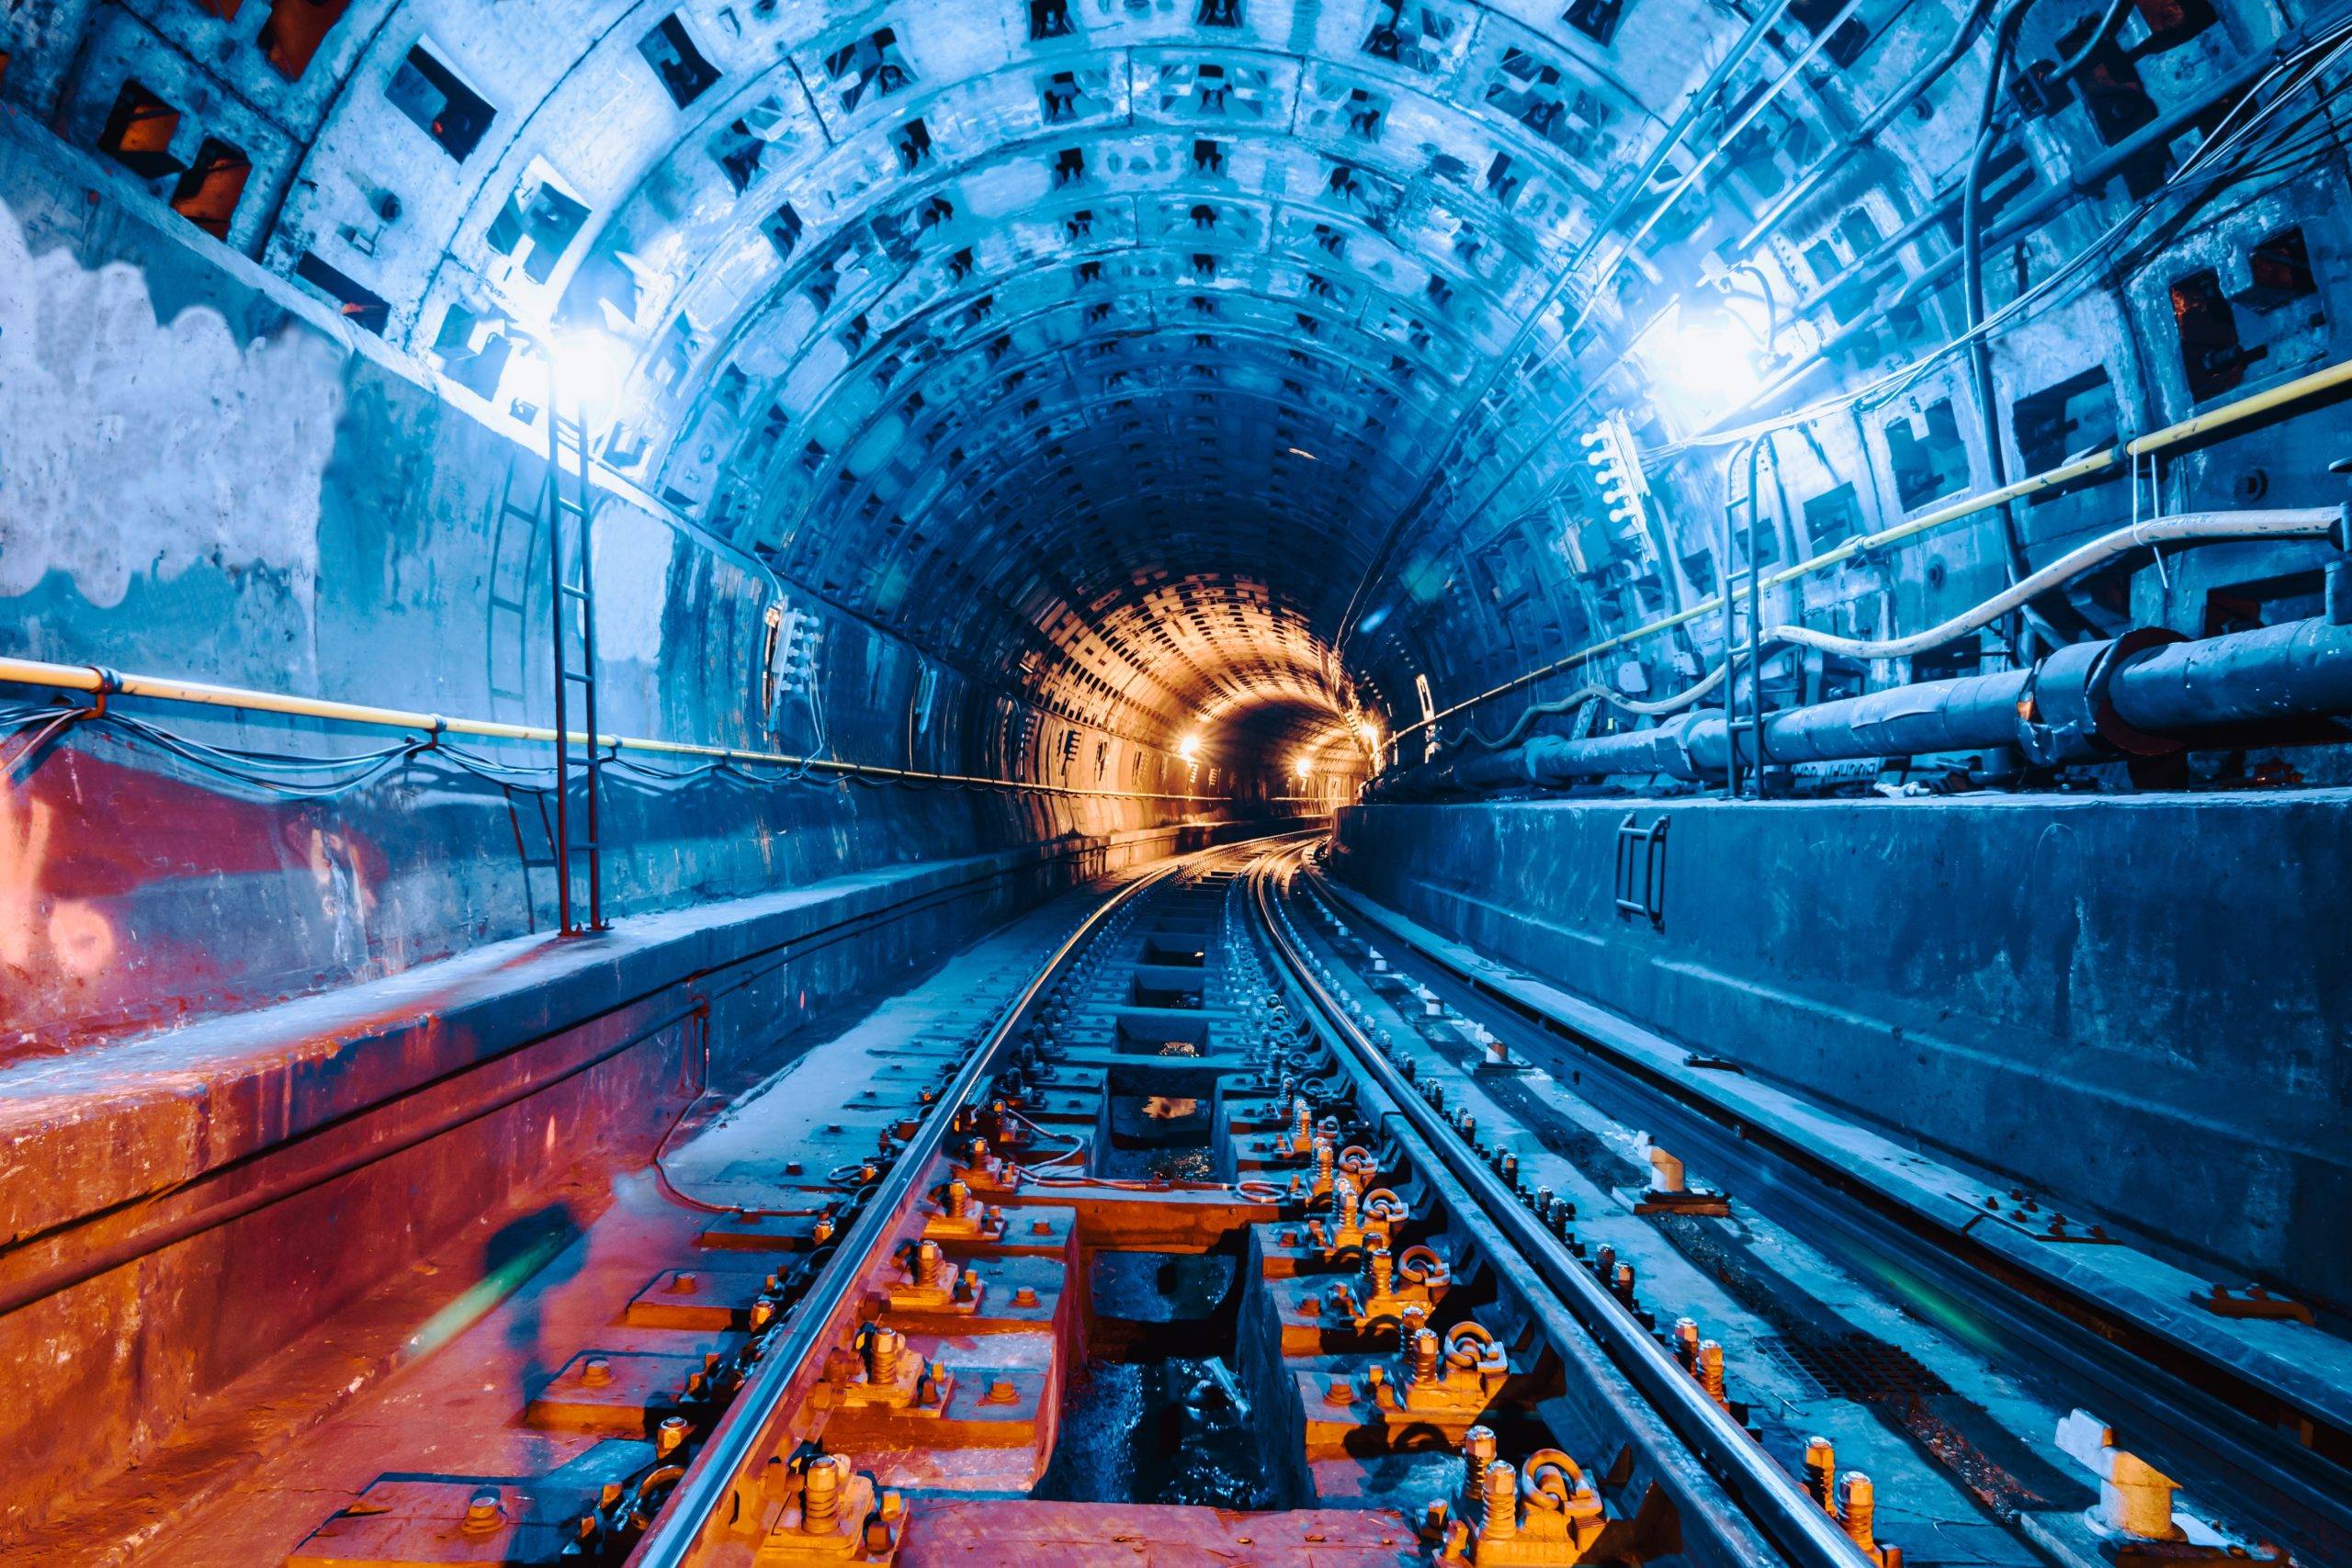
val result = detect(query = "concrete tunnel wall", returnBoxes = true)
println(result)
[0,113,1309,1520]
[1334,796,2352,1314]
[0,109,1263,1058]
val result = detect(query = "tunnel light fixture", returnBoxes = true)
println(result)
[1636,288,1770,417]
[545,327,632,430]
[1283,446,1319,461]
[1177,732,1203,761]
[514,321,632,433]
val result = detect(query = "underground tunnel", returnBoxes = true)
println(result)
[1,0,2348,1562]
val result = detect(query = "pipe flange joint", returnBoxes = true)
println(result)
[1668,711,1711,778]
[2019,627,2186,764]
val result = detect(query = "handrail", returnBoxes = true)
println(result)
[0,655,1224,803]
[1396,353,2352,741]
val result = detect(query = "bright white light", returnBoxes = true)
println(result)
[1177,733,1203,761]
[1291,756,1312,780]
[1637,292,1768,414]
[542,328,632,430]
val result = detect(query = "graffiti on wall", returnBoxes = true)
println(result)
[0,196,345,613]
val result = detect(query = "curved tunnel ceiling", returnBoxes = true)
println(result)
[542,0,1675,755]
[17,0,2272,769]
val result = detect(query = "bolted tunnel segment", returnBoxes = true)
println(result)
[3,0,2352,1564]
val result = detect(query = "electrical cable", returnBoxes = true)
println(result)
[1,705,87,781]
[1419,505,2342,761]
[1636,15,2352,462]
[1442,662,1736,754]
[1761,507,2345,659]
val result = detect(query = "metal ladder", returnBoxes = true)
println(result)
[1717,458,1763,799]
[485,464,545,717]
[545,400,607,935]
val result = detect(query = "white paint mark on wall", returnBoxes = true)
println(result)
[0,197,345,610]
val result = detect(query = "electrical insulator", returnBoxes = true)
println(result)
[1581,412,1652,537]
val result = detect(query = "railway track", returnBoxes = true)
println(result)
[244,832,2340,1568]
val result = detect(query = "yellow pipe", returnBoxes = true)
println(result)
[0,655,1220,802]
[2127,356,2352,456]
[1408,355,2352,737]
[13,354,2345,757]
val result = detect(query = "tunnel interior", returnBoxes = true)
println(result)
[2,0,2350,1562]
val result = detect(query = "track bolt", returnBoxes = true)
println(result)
[581,1356,613,1388]
[944,1179,971,1219]
[913,1240,946,1290]
[1673,1317,1700,1370]
[1480,1460,1520,1540]
[1013,1285,1040,1307]
[1698,1340,1727,1404]
[866,1325,905,1384]
[1033,1218,1054,1235]
[656,1416,690,1458]
[985,1378,1019,1404]
[462,1488,505,1533]
[1325,1374,1356,1405]
[1838,1472,1875,1550]
[1804,1436,1836,1511]
[671,1272,699,1293]
[1408,1326,1441,1383]
[801,1456,842,1531]
[1611,1262,1637,1304]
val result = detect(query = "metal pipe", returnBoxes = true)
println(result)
[1378,614,2352,795]
[1768,507,2346,660]
[2109,616,2352,731]
[1733,0,2000,255]
[1394,345,2352,749]
[0,655,1223,801]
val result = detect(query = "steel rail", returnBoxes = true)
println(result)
[1306,864,2352,1562]
[1238,857,1785,1566]
[630,835,1316,1564]
[1247,847,1873,1568]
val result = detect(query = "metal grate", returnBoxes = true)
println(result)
[1757,1332,1951,1403]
